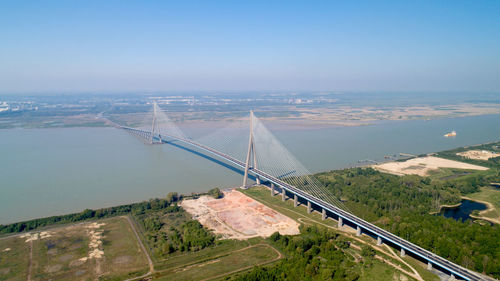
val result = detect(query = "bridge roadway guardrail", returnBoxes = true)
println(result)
[121,126,483,281]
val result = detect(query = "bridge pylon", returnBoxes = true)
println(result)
[242,110,260,188]
[149,101,163,144]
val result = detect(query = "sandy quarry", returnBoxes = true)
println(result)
[457,150,500,161]
[373,156,488,176]
[181,190,300,239]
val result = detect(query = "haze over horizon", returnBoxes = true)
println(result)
[1,0,499,94]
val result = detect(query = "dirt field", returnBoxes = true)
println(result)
[0,217,148,281]
[457,150,500,161]
[181,190,300,239]
[373,156,488,176]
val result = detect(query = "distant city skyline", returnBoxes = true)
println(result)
[1,0,499,93]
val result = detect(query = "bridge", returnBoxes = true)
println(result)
[108,102,487,281]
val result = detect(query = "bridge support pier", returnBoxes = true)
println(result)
[377,236,382,245]
[400,248,406,257]
[281,189,286,201]
[322,209,326,220]
[294,195,298,207]
[427,261,432,270]
[307,201,311,213]
[448,274,455,281]
[356,226,361,236]
[270,183,275,196]
[338,217,343,228]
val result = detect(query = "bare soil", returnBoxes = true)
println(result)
[181,189,300,239]
[373,156,488,176]
[457,150,500,161]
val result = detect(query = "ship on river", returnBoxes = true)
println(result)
[444,130,457,137]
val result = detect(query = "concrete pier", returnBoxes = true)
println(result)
[307,201,311,213]
[377,236,382,245]
[356,226,361,236]
[322,208,326,220]
[400,248,406,257]
[282,189,286,201]
[270,183,275,196]
[338,217,343,228]
[294,194,298,207]
[427,261,433,270]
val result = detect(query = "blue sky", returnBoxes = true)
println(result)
[0,1,499,93]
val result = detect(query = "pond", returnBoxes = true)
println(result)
[441,199,487,222]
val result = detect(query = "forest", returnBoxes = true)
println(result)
[316,167,500,278]
[135,206,216,258]
[229,226,362,281]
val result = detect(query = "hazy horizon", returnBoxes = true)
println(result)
[1,1,499,93]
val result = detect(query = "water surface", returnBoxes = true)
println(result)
[1,114,499,224]
[441,199,487,222]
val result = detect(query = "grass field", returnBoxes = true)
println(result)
[0,236,29,281]
[1,216,149,281]
[99,217,149,280]
[154,244,280,281]
[31,223,91,280]
[467,186,500,221]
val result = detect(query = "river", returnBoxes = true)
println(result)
[1,114,499,224]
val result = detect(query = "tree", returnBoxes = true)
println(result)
[208,188,223,199]
[166,192,178,203]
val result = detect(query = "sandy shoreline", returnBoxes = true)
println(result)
[373,156,488,177]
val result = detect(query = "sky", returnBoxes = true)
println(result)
[0,0,499,93]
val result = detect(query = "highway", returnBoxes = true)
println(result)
[121,126,485,281]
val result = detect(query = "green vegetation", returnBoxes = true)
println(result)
[228,225,410,281]
[135,207,216,259]
[209,187,224,199]
[436,141,500,169]
[100,217,150,280]
[154,244,280,281]
[0,198,173,235]
[316,168,466,219]
[315,166,500,278]
[467,186,500,220]
[0,236,29,281]
[0,190,214,235]
[240,186,420,281]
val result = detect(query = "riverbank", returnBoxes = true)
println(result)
[429,202,462,215]
[462,196,500,225]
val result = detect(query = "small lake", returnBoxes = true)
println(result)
[441,199,487,222]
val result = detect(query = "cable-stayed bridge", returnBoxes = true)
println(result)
[107,102,486,281]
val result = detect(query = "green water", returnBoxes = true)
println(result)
[1,114,499,224]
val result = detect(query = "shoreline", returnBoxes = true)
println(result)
[461,196,500,225]
[429,202,462,215]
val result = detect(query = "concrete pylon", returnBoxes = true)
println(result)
[356,226,361,236]
[281,188,286,201]
[294,195,298,207]
[243,111,260,187]
[307,201,311,213]
[377,236,382,245]
[150,101,162,144]
[322,209,326,220]
[400,248,406,257]
[427,261,433,270]
[338,217,343,228]
[270,183,275,196]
